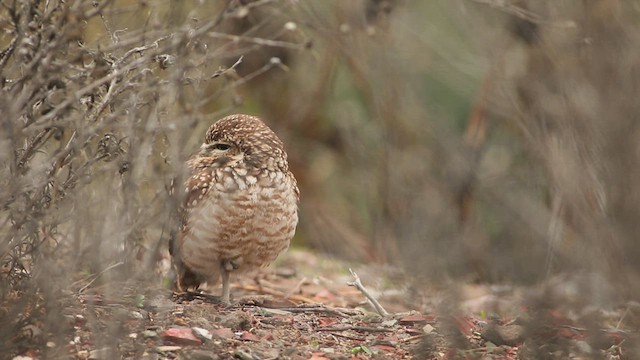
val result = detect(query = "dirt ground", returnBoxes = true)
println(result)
[8,249,633,360]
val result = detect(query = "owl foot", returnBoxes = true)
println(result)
[172,290,228,305]
[222,258,243,272]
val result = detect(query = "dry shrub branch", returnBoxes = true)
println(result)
[0,0,304,356]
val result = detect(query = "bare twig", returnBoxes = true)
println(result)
[26,55,150,129]
[0,37,17,70]
[467,0,542,22]
[77,262,124,293]
[284,276,307,298]
[328,332,366,341]
[400,334,425,343]
[237,283,317,303]
[210,55,244,79]
[617,305,630,329]
[347,268,389,316]
[206,32,305,50]
[196,57,284,108]
[316,325,394,333]
[275,305,362,317]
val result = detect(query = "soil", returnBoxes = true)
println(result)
[8,250,632,359]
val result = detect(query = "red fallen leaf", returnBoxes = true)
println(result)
[210,328,234,339]
[160,327,202,346]
[543,309,574,328]
[379,334,399,342]
[24,349,39,357]
[314,289,335,301]
[309,352,330,360]
[444,348,458,359]
[548,309,569,323]
[454,316,476,337]
[602,330,626,346]
[318,317,338,326]
[261,298,297,308]
[240,331,260,341]
[556,327,584,341]
[374,344,396,352]
[399,314,435,325]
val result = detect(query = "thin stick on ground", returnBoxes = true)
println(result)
[76,262,124,293]
[316,325,395,333]
[237,283,317,303]
[276,305,362,317]
[347,268,389,316]
[284,276,307,298]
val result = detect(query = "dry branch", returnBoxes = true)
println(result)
[347,268,389,316]
[316,325,394,333]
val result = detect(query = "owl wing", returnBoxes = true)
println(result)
[169,166,215,290]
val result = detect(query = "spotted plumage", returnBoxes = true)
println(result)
[170,114,299,303]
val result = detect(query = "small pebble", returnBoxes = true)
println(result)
[423,324,435,334]
[143,330,158,339]
[192,327,213,341]
[130,311,144,320]
[89,347,112,360]
[155,345,182,352]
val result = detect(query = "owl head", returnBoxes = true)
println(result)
[199,114,289,172]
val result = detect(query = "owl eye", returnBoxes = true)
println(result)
[212,143,231,151]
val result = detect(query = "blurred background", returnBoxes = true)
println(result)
[3,0,640,357]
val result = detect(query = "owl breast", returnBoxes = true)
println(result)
[180,167,298,283]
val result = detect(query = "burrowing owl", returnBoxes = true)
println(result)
[170,114,299,304]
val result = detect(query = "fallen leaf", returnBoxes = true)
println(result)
[374,344,396,352]
[210,328,234,340]
[318,317,338,326]
[314,289,336,301]
[399,314,434,325]
[454,316,477,337]
[308,352,330,360]
[556,327,584,341]
[260,298,297,308]
[160,327,202,346]
[240,331,260,341]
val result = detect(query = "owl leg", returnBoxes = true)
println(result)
[220,258,242,304]
[221,268,231,304]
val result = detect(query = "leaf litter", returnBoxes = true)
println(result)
[8,249,635,359]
